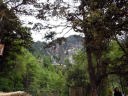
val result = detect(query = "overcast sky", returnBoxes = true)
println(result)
[17,0,83,42]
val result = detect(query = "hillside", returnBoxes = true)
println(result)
[31,35,84,64]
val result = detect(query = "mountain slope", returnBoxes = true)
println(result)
[31,35,84,64]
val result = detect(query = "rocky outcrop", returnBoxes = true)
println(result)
[32,35,84,64]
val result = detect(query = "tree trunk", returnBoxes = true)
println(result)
[69,87,84,96]
[86,46,98,96]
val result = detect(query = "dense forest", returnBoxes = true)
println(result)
[0,0,128,96]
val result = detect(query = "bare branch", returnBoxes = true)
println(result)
[114,34,127,55]
[10,2,23,11]
[63,27,72,37]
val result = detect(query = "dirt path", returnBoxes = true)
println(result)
[0,91,31,96]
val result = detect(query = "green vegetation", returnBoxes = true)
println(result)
[0,0,128,96]
[0,2,65,95]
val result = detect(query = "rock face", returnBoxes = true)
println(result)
[0,91,31,96]
[31,35,84,64]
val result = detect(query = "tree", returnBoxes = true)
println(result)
[66,0,127,96]
[19,0,127,95]
[0,1,67,95]
[1,0,127,96]
[66,50,90,96]
[66,50,88,86]
[0,0,33,92]
[0,2,32,72]
[0,47,41,92]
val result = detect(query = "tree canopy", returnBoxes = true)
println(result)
[0,0,128,96]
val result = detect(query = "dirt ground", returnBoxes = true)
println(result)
[0,91,31,96]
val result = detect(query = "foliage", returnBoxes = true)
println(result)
[0,2,32,73]
[0,0,128,96]
[0,48,39,90]
[0,4,67,92]
[0,47,66,96]
[66,50,89,87]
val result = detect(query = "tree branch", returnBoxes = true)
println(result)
[10,2,23,11]
[114,34,127,55]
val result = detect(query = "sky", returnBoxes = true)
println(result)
[16,0,83,42]
[19,15,82,41]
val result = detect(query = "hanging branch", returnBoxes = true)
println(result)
[114,34,127,55]
[10,2,24,11]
